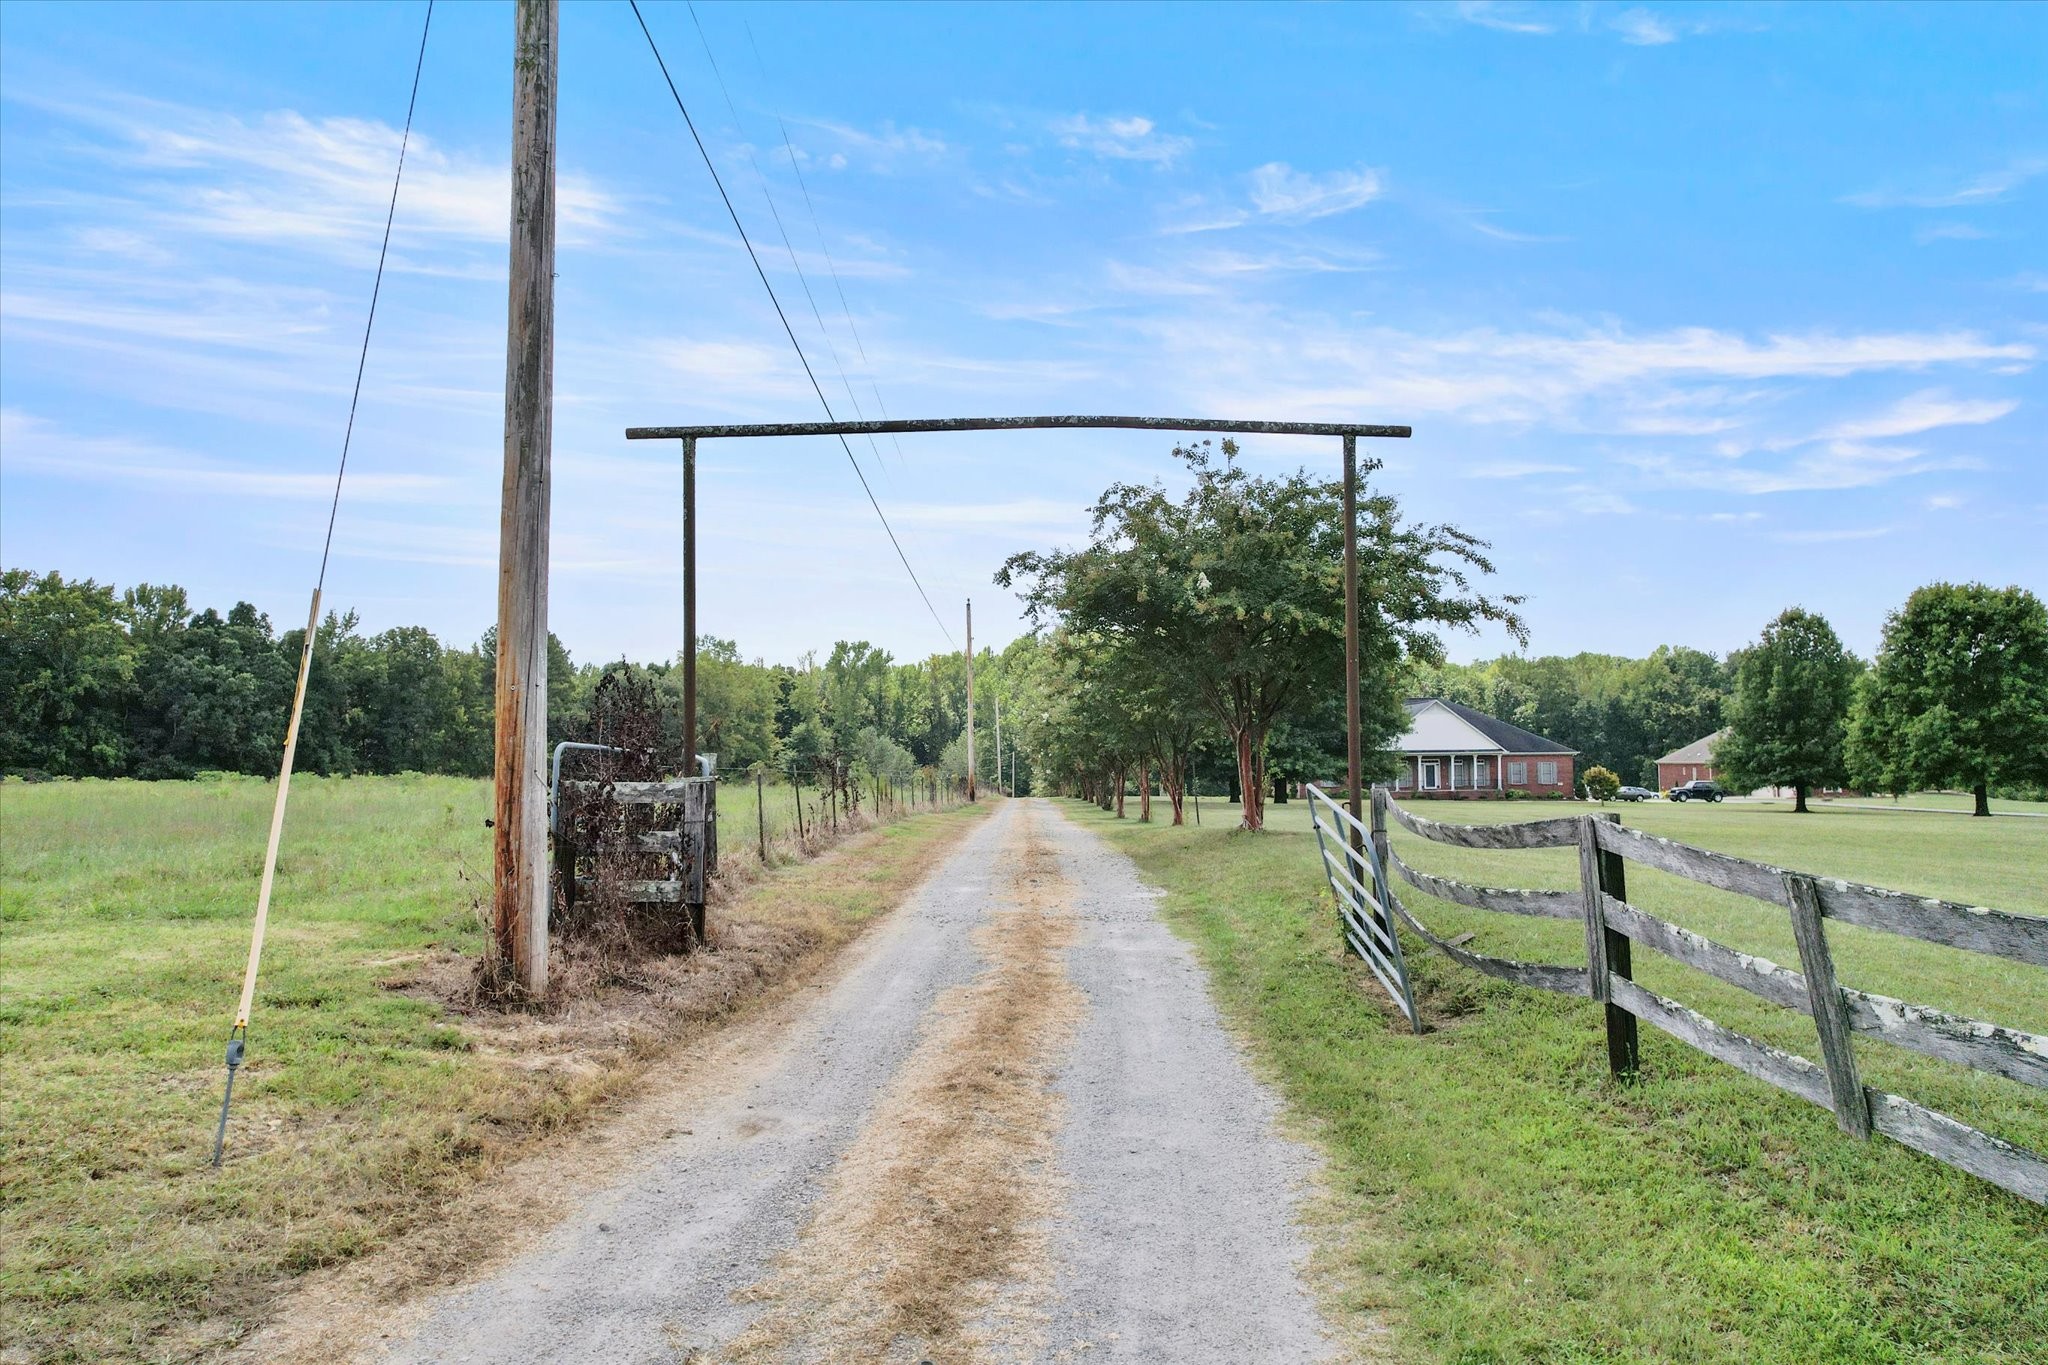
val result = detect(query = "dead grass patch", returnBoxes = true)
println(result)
[722,808,1081,1364]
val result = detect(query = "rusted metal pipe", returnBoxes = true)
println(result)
[625,415,1412,441]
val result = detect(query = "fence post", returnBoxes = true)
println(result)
[1578,813,1639,1080]
[1786,872,1872,1139]
[756,769,767,864]
[1369,785,1393,922]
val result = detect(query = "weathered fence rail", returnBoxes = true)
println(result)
[561,776,717,944]
[1349,786,2048,1204]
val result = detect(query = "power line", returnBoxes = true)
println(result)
[627,0,956,647]
[317,0,434,594]
[684,1,892,482]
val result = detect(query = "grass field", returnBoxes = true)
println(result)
[0,774,985,1364]
[1073,794,2048,1364]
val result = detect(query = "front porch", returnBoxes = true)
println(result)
[1393,752,1506,799]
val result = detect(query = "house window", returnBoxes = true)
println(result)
[1396,765,1412,789]
[1537,761,1559,785]
[1507,761,1526,784]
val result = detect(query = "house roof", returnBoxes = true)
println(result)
[1398,698,1577,756]
[1656,728,1729,766]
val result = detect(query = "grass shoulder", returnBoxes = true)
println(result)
[1068,796,2048,1365]
[0,775,989,1364]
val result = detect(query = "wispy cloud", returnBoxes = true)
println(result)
[1467,461,1580,478]
[1844,155,2048,209]
[14,91,621,261]
[1915,222,1992,243]
[1050,113,1191,165]
[1773,525,1894,544]
[1610,8,1679,45]
[1248,163,1385,221]
[1816,389,2017,441]
[0,409,454,503]
[1453,1,1554,35]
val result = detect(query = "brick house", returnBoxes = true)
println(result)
[1389,698,1578,799]
[1655,729,1727,790]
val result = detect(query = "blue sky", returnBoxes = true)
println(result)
[3,0,2042,668]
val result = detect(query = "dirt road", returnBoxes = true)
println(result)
[370,799,1332,1363]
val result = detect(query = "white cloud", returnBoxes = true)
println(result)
[1050,114,1191,165]
[1466,461,1580,478]
[0,409,453,503]
[791,117,950,171]
[1818,389,2017,440]
[1844,156,2048,209]
[1916,222,1992,243]
[1773,525,1894,544]
[38,95,620,258]
[1611,8,1678,45]
[1247,163,1385,222]
[1453,2,1554,34]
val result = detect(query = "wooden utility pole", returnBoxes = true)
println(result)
[993,688,1002,796]
[492,0,557,996]
[1342,435,1364,856]
[965,600,976,801]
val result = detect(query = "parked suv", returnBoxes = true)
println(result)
[1667,779,1724,802]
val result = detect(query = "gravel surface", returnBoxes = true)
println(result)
[370,800,1332,1363]
[1041,806,1332,1363]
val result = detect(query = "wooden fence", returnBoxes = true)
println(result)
[1361,786,2047,1205]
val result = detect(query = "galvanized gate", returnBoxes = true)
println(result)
[1306,783,1420,1031]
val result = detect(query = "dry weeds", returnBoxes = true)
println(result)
[721,809,1082,1365]
[226,806,989,1365]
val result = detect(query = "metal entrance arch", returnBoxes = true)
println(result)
[623,413,1409,818]
[624,413,1413,1005]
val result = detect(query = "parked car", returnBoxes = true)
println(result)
[1615,786,1654,802]
[1667,779,1724,802]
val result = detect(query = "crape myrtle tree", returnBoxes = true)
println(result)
[998,440,1523,831]
[1716,607,1861,813]
[1847,582,2048,816]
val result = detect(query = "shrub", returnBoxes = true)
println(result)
[1584,765,1621,801]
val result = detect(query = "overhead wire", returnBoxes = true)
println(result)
[627,0,956,647]
[740,14,912,475]
[214,0,435,1169]
[682,1,893,482]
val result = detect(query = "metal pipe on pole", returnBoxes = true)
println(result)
[965,599,976,801]
[683,434,697,778]
[1342,435,1364,857]
[493,0,556,996]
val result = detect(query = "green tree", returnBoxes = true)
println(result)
[0,569,137,775]
[1583,765,1621,801]
[1715,608,1860,813]
[1001,440,1521,830]
[1847,583,2048,816]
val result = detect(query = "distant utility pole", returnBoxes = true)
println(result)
[994,688,1002,796]
[493,0,557,995]
[965,599,976,801]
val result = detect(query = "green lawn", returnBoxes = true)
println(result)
[1072,794,2048,1364]
[0,774,983,1364]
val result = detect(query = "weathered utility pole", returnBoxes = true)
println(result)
[1342,434,1364,857]
[993,688,1002,796]
[493,0,557,995]
[965,599,976,801]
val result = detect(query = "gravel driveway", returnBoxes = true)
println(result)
[371,799,1332,1363]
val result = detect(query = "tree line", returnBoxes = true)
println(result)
[0,567,1021,791]
[988,441,2046,825]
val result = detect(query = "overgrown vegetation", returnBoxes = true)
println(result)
[1077,795,2048,1363]
[0,775,989,1363]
